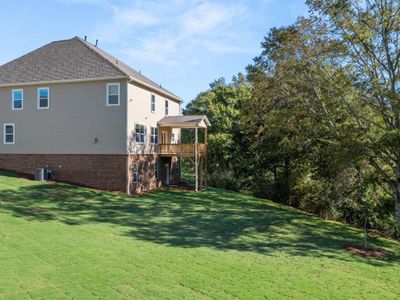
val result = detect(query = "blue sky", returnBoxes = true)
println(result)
[0,0,307,104]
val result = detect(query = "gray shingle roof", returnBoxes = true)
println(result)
[158,115,211,128]
[0,36,182,102]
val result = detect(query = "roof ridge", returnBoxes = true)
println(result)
[74,36,129,78]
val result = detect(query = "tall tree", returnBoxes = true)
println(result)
[307,0,400,222]
[183,75,251,187]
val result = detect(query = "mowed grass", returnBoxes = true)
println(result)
[0,172,399,299]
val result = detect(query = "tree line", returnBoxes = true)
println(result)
[184,0,400,238]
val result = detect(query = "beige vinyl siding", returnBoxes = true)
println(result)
[0,79,128,154]
[127,82,180,154]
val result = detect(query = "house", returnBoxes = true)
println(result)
[0,37,210,193]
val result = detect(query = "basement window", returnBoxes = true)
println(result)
[4,123,15,144]
[38,87,49,109]
[155,161,159,179]
[133,163,138,183]
[150,127,158,144]
[106,83,120,106]
[135,124,146,144]
[12,89,23,110]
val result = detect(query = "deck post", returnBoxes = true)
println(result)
[195,127,198,192]
[204,128,208,188]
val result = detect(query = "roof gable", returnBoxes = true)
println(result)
[0,37,126,84]
[0,37,182,102]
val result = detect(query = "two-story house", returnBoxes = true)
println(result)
[0,37,209,193]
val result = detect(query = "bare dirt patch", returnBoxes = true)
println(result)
[343,244,388,260]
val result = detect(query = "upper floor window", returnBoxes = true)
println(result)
[135,124,146,144]
[150,127,158,144]
[151,94,156,113]
[165,100,169,115]
[107,83,120,106]
[4,123,15,144]
[38,87,49,109]
[12,89,23,110]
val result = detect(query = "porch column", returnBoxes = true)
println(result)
[195,127,198,192]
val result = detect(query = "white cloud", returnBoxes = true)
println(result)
[93,1,254,68]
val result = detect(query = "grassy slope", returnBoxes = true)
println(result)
[0,172,399,299]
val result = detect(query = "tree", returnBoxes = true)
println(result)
[183,75,251,188]
[307,0,400,222]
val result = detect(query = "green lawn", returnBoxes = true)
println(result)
[0,172,399,299]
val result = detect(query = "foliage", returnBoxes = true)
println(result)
[183,75,251,188]
[183,2,400,238]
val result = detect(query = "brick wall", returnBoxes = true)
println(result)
[0,154,128,192]
[128,154,181,194]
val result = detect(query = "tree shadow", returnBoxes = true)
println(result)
[0,180,398,266]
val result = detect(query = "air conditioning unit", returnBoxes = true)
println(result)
[35,168,45,181]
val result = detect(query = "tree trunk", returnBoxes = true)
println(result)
[395,185,400,223]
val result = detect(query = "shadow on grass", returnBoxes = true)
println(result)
[0,178,398,266]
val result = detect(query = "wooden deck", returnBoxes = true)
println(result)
[157,143,207,156]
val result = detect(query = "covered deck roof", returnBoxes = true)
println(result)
[157,115,211,128]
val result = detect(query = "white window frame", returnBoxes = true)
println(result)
[37,87,50,109]
[150,126,158,144]
[135,123,146,144]
[106,83,120,107]
[3,123,15,145]
[133,163,139,183]
[165,100,169,115]
[151,94,156,113]
[12,89,23,111]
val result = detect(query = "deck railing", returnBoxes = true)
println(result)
[157,143,206,156]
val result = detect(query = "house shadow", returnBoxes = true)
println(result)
[0,181,398,266]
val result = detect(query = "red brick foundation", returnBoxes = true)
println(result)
[128,154,181,194]
[0,154,128,192]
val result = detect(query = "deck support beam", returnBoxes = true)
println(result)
[195,127,199,192]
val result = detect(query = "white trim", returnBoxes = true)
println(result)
[3,123,15,145]
[37,87,50,109]
[106,82,120,107]
[0,76,128,88]
[135,123,146,144]
[151,94,156,113]
[12,89,23,111]
[128,76,183,103]
[150,126,158,145]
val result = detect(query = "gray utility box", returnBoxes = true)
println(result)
[35,168,46,181]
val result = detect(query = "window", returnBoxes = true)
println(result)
[106,83,120,106]
[171,133,175,143]
[12,89,23,110]
[4,123,15,144]
[165,100,169,115]
[155,161,159,179]
[133,163,138,183]
[151,94,156,113]
[135,124,146,144]
[150,127,158,144]
[37,87,49,109]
